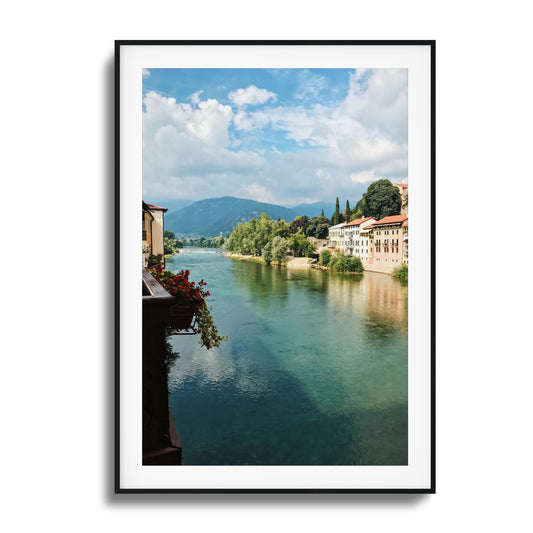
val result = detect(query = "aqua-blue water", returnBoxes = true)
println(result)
[166,249,408,465]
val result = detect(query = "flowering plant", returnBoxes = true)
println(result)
[150,264,210,307]
[149,264,226,350]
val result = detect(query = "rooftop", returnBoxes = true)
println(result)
[344,217,374,227]
[146,203,168,212]
[371,214,408,227]
[328,222,346,229]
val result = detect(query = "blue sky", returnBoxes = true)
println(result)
[142,68,407,207]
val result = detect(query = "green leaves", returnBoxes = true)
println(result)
[362,179,401,220]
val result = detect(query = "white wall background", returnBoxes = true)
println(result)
[2,1,532,531]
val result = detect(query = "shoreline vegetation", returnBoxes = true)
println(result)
[391,263,408,282]
[224,252,315,268]
[163,180,408,279]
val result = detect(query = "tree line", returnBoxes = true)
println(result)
[163,232,226,253]
[224,213,318,264]
[330,179,403,225]
[164,179,403,257]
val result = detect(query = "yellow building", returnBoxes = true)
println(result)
[142,201,168,267]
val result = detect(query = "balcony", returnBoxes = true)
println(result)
[142,268,183,465]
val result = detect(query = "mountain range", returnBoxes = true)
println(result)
[165,196,298,237]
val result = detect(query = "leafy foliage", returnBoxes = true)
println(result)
[360,179,401,220]
[291,230,316,257]
[331,197,341,226]
[345,200,351,220]
[319,250,332,266]
[271,236,290,263]
[187,236,225,248]
[392,263,408,282]
[290,215,309,235]
[196,305,228,349]
[150,265,210,306]
[261,241,273,265]
[328,252,364,273]
[307,215,331,239]
[226,213,314,261]
[150,265,226,349]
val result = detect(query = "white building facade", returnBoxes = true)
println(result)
[327,223,346,252]
[343,217,376,258]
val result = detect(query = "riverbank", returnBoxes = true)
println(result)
[224,252,405,278]
[224,252,315,268]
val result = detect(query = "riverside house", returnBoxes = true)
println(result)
[327,222,347,252]
[326,213,409,274]
[142,201,168,267]
[343,217,376,259]
[366,214,408,274]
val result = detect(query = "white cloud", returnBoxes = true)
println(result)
[143,69,407,205]
[143,91,265,200]
[142,68,150,78]
[233,110,270,131]
[228,85,277,107]
[189,90,204,104]
[351,170,379,184]
[294,70,327,100]
[241,183,275,204]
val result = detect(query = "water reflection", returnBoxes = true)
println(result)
[165,252,408,465]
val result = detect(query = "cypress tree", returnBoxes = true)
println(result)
[332,197,340,225]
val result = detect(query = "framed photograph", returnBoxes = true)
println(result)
[116,40,435,493]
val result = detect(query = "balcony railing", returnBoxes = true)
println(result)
[142,268,183,465]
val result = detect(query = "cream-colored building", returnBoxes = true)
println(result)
[142,202,168,267]
[394,183,408,215]
[343,217,376,258]
[327,222,346,252]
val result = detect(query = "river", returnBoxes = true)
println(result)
[166,249,408,465]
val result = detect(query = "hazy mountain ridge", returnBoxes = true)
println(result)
[165,196,298,237]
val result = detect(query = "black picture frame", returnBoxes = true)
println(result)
[115,40,435,494]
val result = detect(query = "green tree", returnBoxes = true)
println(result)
[291,230,316,257]
[271,236,290,263]
[261,242,273,265]
[350,208,363,221]
[164,230,176,239]
[328,251,363,273]
[392,263,408,282]
[307,215,331,239]
[355,196,366,216]
[319,249,331,266]
[163,237,179,255]
[331,197,341,226]
[345,200,351,220]
[274,219,291,239]
[290,215,309,235]
[363,179,402,220]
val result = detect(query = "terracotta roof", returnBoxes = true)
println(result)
[344,217,374,227]
[146,203,168,212]
[394,183,408,188]
[372,214,408,226]
[402,220,408,227]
